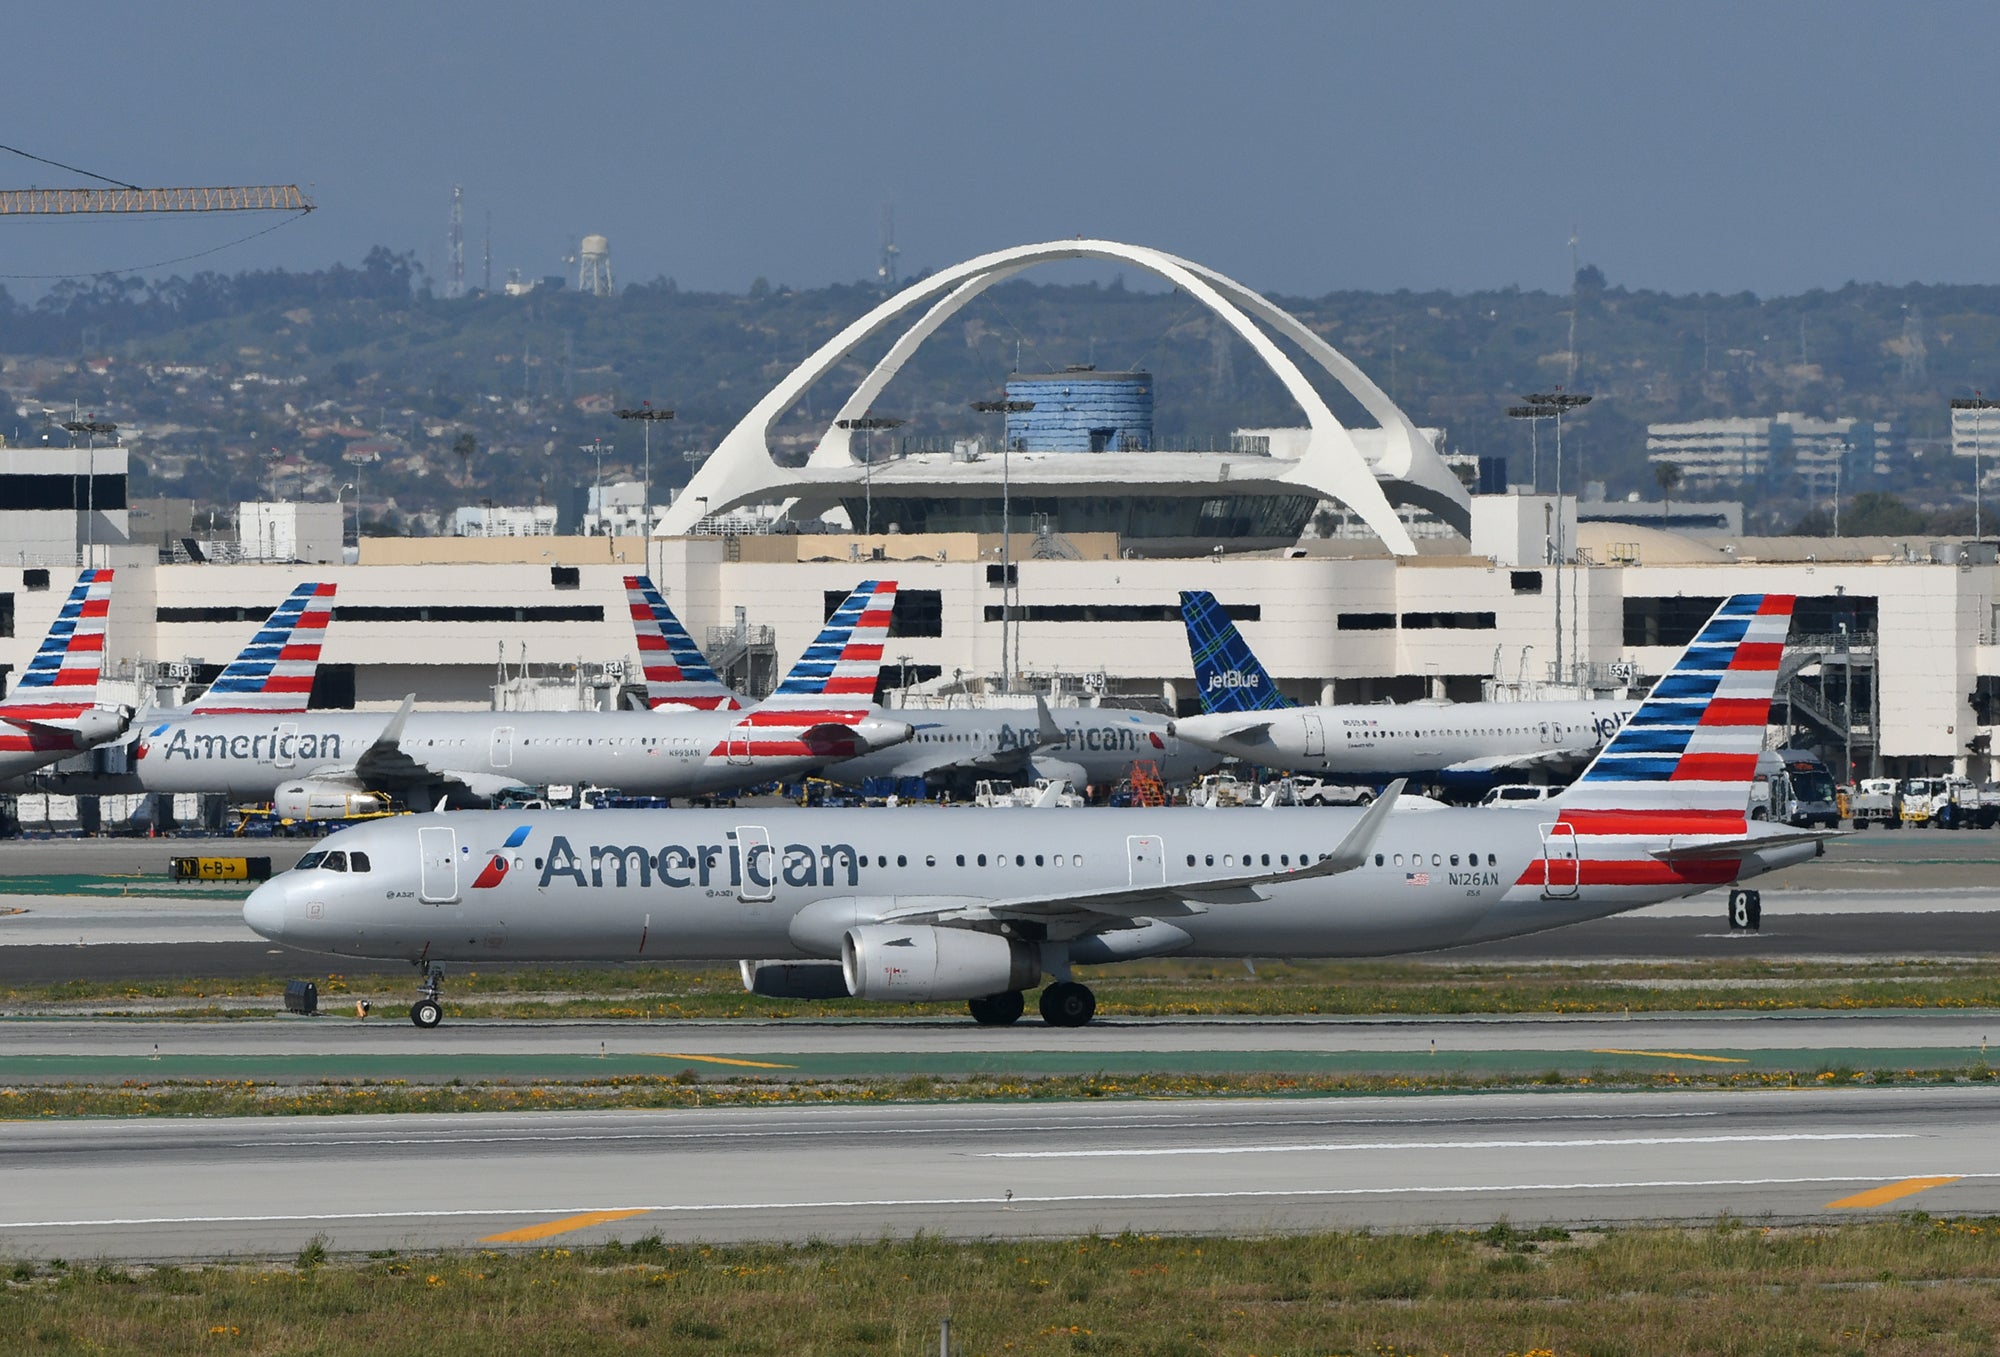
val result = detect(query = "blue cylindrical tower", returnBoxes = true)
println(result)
[1002,368,1152,452]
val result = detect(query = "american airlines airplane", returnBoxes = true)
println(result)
[0,569,133,786]
[1169,590,1641,791]
[119,580,911,816]
[625,575,1218,794]
[244,594,1824,1029]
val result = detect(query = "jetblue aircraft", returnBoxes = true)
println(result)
[114,581,911,816]
[245,594,1824,1028]
[0,569,131,785]
[1171,590,1641,790]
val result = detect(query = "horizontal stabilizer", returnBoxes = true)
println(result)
[1651,827,1844,861]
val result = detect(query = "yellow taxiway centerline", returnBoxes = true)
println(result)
[649,1053,797,1069]
[1826,1176,1962,1209]
[480,1208,652,1243]
[1589,1049,1749,1064]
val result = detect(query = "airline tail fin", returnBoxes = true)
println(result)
[623,575,743,711]
[1560,593,1794,816]
[190,582,336,713]
[767,580,898,702]
[1180,589,1291,714]
[4,568,113,702]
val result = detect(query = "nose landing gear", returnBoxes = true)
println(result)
[409,963,445,1029]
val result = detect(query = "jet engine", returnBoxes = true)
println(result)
[841,924,1040,1002]
[274,779,391,821]
[738,959,851,1000]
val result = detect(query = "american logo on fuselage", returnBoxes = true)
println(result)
[149,726,343,762]
[531,832,863,891]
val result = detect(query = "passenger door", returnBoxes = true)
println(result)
[490,725,513,770]
[1539,821,1579,899]
[1126,834,1165,886]
[737,824,774,901]
[274,723,297,769]
[1303,713,1326,758]
[418,825,460,903]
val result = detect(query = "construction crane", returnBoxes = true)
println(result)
[0,185,312,215]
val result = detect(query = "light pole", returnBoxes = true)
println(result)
[1528,391,1591,686]
[615,402,676,535]
[1950,394,1999,541]
[338,483,355,551]
[1507,401,1560,681]
[63,418,116,564]
[835,415,906,536]
[1505,404,1552,494]
[581,439,607,534]
[972,398,1035,690]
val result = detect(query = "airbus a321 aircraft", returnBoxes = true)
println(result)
[1170,590,1642,791]
[0,569,133,785]
[245,593,1824,1029]
[124,580,910,816]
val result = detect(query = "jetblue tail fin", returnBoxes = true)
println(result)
[1560,593,1794,816]
[767,580,898,702]
[623,575,743,711]
[4,568,113,701]
[190,582,335,714]
[1180,589,1291,714]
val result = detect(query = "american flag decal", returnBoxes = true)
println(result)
[1405,871,1430,886]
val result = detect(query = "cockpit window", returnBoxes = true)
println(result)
[350,851,371,873]
[322,851,347,872]
[295,851,326,871]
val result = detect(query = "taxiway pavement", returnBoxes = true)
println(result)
[1,1087,1993,1260]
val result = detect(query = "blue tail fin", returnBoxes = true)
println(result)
[1180,590,1291,714]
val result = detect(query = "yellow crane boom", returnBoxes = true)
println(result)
[0,185,312,215]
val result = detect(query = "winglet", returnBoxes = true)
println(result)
[375,694,417,750]
[1034,694,1063,747]
[1318,778,1405,875]
[1180,589,1292,715]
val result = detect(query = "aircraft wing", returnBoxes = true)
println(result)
[346,696,439,789]
[1442,749,1580,776]
[889,780,1404,931]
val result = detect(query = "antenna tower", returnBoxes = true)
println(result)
[1565,226,1579,386]
[482,210,492,294]
[1900,305,1928,386]
[446,184,465,300]
[877,204,900,290]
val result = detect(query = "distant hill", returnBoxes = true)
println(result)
[2,251,1994,532]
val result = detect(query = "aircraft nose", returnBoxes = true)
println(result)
[242,877,290,942]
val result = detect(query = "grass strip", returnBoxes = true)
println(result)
[9,1218,2000,1354]
[4,1063,1998,1118]
[14,956,2000,1019]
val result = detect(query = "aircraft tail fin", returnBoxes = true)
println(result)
[190,582,336,714]
[1180,589,1291,714]
[623,575,743,710]
[1559,593,1794,817]
[3,568,113,703]
[767,580,898,702]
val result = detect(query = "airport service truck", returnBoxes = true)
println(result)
[1899,775,2000,829]
[1844,777,1902,829]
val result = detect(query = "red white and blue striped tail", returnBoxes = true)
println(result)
[4,569,113,700]
[189,582,336,714]
[623,575,742,711]
[1561,593,1795,816]
[765,580,897,703]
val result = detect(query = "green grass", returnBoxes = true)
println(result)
[14,957,2000,1020]
[8,1219,2000,1354]
[4,1063,1996,1119]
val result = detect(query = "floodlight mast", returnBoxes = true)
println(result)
[971,399,1036,690]
[834,415,906,536]
[62,418,117,562]
[614,403,676,533]
[1950,394,2000,542]
[1525,391,1591,687]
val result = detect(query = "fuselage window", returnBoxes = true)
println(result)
[351,851,371,873]
[977,854,987,867]
[1431,853,1441,867]
[1487,853,1498,866]
[1205,854,1214,866]
[1186,855,1197,867]
[1393,853,1403,866]
[1015,854,1025,867]
[898,855,908,867]
[1261,854,1270,867]
[534,857,543,869]
[877,855,887,868]
[1372,853,1382,867]
[1450,855,1460,867]
[1035,854,1044,867]
[927,855,937,867]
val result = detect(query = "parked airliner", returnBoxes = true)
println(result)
[245,594,1824,1028]
[1170,590,1641,790]
[112,581,911,816]
[0,569,131,785]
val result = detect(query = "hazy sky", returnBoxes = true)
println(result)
[4,1,1993,300]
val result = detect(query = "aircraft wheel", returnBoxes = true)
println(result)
[968,991,1026,1026]
[410,998,443,1029]
[1039,981,1096,1028]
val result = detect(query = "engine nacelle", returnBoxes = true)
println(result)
[274,779,389,821]
[68,705,134,747]
[841,924,1040,1002]
[738,959,851,1000]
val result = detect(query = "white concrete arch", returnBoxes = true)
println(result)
[658,239,1471,551]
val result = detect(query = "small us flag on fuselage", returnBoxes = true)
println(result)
[1405,871,1429,886]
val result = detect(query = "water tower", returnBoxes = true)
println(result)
[578,234,613,296]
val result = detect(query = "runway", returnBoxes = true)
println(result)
[5,1011,1995,1083]
[2,1087,1995,1260]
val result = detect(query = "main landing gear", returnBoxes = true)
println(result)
[965,982,1098,1027]
[410,963,445,1029]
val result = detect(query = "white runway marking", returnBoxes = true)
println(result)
[1,1170,1990,1233]
[984,1132,1915,1159]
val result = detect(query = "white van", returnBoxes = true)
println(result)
[1480,784,1558,807]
